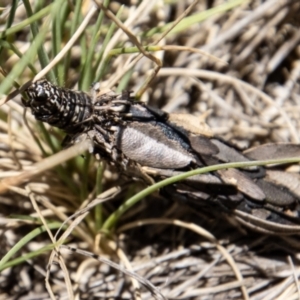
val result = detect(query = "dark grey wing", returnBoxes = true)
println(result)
[244,143,300,160]
[172,137,300,233]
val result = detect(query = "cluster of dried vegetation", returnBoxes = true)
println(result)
[1,0,300,299]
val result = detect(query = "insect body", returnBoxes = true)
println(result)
[24,80,300,233]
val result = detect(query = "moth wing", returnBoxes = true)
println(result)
[244,143,300,160]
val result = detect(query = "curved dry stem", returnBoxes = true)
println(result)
[118,218,249,300]
[158,68,299,142]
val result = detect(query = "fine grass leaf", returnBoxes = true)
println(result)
[0,223,63,271]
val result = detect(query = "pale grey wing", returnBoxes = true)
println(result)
[116,121,197,169]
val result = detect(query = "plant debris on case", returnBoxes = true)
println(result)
[24,79,300,234]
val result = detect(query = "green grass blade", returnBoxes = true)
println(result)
[0,0,18,55]
[116,69,133,92]
[102,156,300,231]
[52,1,69,84]
[0,24,48,95]
[95,162,105,230]
[0,222,63,271]
[22,0,56,83]
[0,40,37,74]
[145,0,249,37]
[0,244,56,271]
[94,5,123,82]
[64,0,83,82]
[80,0,111,90]
[0,4,53,38]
